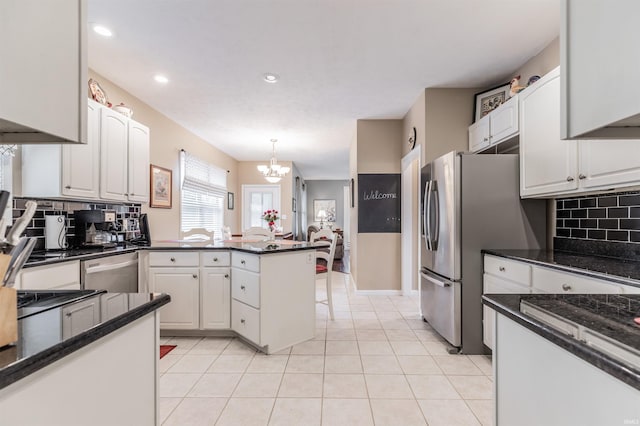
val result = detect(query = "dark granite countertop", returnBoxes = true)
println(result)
[483,293,640,391]
[23,240,315,268]
[482,248,640,288]
[0,291,170,390]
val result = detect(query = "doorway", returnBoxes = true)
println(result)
[242,185,281,231]
[401,146,421,296]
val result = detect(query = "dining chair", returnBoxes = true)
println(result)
[182,227,214,241]
[311,229,337,320]
[243,226,275,239]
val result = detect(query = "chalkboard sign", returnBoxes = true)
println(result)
[358,174,401,233]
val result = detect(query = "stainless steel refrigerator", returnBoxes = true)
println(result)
[420,151,546,354]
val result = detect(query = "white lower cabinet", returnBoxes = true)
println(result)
[231,299,261,344]
[18,261,81,290]
[150,267,200,329]
[201,267,231,329]
[61,296,101,339]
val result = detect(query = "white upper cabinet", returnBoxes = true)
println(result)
[127,121,150,203]
[468,95,518,153]
[561,0,640,139]
[0,0,87,144]
[520,68,578,197]
[520,67,640,198]
[100,108,129,201]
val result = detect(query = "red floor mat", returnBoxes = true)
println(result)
[159,345,177,359]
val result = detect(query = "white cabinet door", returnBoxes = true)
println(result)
[0,0,86,144]
[468,117,490,152]
[61,99,101,199]
[490,96,519,144]
[520,67,578,197]
[99,108,128,201]
[127,121,150,203]
[61,297,101,339]
[201,267,231,329]
[579,138,640,190]
[150,268,200,329]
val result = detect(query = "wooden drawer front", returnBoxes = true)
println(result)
[484,255,531,286]
[200,251,231,267]
[232,268,260,309]
[148,251,199,267]
[532,267,623,294]
[232,299,260,344]
[231,252,260,273]
[21,261,80,290]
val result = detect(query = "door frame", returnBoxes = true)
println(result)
[401,146,421,296]
[241,184,281,231]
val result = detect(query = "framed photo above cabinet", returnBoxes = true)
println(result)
[473,83,511,122]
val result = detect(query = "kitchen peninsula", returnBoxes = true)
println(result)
[0,290,170,426]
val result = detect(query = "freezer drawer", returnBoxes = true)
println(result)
[420,269,461,347]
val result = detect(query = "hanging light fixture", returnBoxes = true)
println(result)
[257,139,290,183]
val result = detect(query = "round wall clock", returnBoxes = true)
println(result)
[408,126,417,150]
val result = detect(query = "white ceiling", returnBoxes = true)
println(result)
[87,0,559,179]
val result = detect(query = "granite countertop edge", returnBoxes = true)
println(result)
[482,294,640,392]
[0,293,170,391]
[482,249,640,288]
[24,243,315,268]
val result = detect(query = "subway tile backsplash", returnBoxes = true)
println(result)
[556,191,640,244]
[12,197,142,251]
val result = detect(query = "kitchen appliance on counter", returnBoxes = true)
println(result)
[81,252,138,293]
[73,210,118,249]
[45,215,67,250]
[420,151,546,354]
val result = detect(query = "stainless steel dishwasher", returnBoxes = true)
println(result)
[81,252,139,292]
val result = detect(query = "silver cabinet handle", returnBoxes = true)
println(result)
[562,283,571,291]
[224,274,229,278]
[65,185,71,189]
[192,274,198,279]
[499,266,505,272]
[578,174,586,180]
[241,260,246,265]
[213,257,218,262]
[566,176,575,182]
[483,137,488,142]
[240,285,246,290]
[170,257,176,262]
[65,312,72,317]
[240,318,245,324]
[130,192,135,196]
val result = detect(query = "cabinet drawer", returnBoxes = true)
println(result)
[532,266,623,294]
[232,252,260,273]
[200,251,230,267]
[483,274,530,294]
[484,255,531,286]
[20,260,80,290]
[232,268,260,309]
[232,299,260,344]
[148,251,199,267]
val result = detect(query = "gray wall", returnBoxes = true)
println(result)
[306,180,348,231]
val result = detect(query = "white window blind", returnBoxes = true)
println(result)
[180,151,227,238]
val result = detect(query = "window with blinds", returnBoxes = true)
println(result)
[180,151,227,238]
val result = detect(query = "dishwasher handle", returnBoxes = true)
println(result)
[84,259,138,275]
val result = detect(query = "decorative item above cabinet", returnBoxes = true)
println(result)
[468,95,519,153]
[0,0,87,144]
[561,0,640,139]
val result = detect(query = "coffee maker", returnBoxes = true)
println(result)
[73,210,118,248]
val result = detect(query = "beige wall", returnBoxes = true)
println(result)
[237,161,294,234]
[88,70,239,240]
[351,120,403,291]
[512,37,560,86]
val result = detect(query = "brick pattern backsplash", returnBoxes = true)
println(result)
[12,197,142,251]
[556,191,640,243]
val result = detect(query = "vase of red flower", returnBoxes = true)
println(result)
[263,210,279,235]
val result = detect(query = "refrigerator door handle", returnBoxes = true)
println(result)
[420,270,451,287]
[423,180,432,251]
[430,180,439,250]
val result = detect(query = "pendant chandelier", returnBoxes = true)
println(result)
[257,139,290,183]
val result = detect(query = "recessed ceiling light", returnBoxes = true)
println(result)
[93,25,113,37]
[154,75,169,84]
[263,73,279,83]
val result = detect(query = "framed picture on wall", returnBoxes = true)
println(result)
[149,164,172,208]
[314,199,336,222]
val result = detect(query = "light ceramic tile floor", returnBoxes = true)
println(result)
[160,272,493,425]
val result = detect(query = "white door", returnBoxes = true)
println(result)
[242,185,281,231]
[401,146,420,295]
